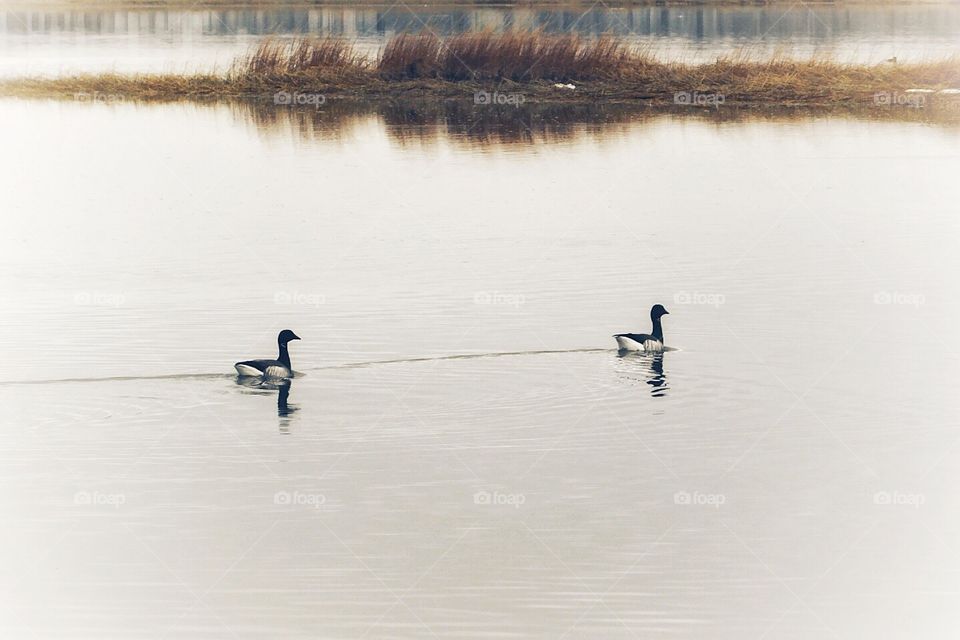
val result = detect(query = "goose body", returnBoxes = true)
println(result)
[614,305,669,352]
[235,330,300,378]
[614,334,664,352]
[234,361,293,378]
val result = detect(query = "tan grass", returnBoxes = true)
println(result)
[377,31,631,81]
[236,38,368,78]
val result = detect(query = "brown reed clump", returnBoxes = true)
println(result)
[378,33,445,80]
[235,38,368,80]
[377,31,631,81]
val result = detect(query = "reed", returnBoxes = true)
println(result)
[236,38,368,78]
[377,31,630,81]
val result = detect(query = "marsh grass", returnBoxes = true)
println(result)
[4,32,960,108]
[237,38,368,78]
[377,31,630,81]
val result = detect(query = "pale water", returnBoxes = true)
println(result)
[1,96,959,637]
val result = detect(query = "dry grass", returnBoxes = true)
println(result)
[236,38,368,78]
[377,31,630,81]
[4,32,960,109]
[232,32,960,97]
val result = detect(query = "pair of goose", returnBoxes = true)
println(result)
[235,305,670,379]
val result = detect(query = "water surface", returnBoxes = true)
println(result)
[1,97,958,637]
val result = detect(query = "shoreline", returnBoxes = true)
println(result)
[6,76,960,111]
[3,34,959,113]
[6,82,960,129]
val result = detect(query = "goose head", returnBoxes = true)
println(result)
[278,329,301,346]
[650,304,669,320]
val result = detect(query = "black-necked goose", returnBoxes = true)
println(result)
[235,330,301,378]
[614,304,669,352]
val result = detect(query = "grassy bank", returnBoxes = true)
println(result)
[4,32,960,109]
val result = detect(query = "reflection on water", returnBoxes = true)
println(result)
[229,98,960,147]
[277,381,297,419]
[645,352,668,397]
[235,376,300,430]
[220,97,960,148]
[617,351,669,397]
[236,99,648,146]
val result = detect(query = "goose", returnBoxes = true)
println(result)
[614,305,669,352]
[235,330,300,378]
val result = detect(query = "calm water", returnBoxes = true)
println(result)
[2,2,960,77]
[1,96,959,638]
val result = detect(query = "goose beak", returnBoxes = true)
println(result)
[291,333,301,341]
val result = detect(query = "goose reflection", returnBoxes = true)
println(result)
[277,382,297,417]
[235,376,300,429]
[617,351,669,397]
